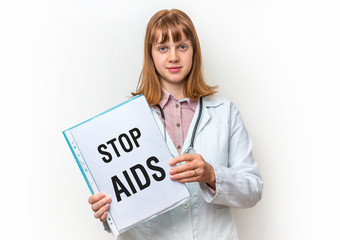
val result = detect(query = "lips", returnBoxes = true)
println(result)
[167,66,182,73]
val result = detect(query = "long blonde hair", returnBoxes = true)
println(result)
[132,9,217,105]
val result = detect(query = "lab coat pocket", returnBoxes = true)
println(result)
[217,207,238,240]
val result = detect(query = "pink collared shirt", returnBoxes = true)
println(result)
[156,88,198,154]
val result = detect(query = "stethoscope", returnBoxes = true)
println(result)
[155,97,203,154]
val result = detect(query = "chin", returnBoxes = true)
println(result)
[167,76,186,83]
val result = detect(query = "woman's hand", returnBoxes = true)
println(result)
[169,154,216,190]
[88,192,112,222]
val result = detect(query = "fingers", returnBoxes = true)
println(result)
[169,155,204,176]
[94,202,110,221]
[169,154,215,185]
[169,154,194,166]
[91,195,112,212]
[100,211,108,222]
[88,192,112,222]
[88,192,105,204]
[170,168,200,182]
[170,160,194,174]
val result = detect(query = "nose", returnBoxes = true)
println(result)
[169,49,179,62]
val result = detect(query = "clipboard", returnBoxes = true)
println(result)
[63,95,190,236]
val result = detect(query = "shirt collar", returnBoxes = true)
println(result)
[159,88,198,111]
[158,88,171,109]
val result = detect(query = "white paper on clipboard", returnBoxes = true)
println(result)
[63,95,190,236]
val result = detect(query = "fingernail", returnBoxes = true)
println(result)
[107,197,111,202]
[106,203,110,208]
[169,169,173,174]
[169,160,174,165]
[100,192,105,197]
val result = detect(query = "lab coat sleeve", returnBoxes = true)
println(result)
[103,221,112,233]
[199,102,263,208]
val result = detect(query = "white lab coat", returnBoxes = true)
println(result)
[117,95,263,240]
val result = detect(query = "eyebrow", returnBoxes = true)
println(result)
[154,39,190,46]
[176,39,190,44]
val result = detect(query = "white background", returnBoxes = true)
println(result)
[1,0,339,239]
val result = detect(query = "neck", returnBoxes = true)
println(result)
[160,81,186,100]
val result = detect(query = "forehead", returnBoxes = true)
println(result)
[151,25,190,44]
[154,30,188,44]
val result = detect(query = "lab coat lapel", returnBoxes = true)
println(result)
[182,96,223,153]
[194,103,211,140]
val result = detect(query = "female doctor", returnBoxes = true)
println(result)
[88,9,263,240]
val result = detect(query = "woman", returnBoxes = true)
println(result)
[89,9,263,240]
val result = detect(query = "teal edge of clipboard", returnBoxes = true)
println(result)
[62,94,143,194]
[63,131,94,194]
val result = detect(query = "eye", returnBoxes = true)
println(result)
[178,45,188,50]
[159,46,167,52]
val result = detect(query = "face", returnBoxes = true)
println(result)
[151,31,193,90]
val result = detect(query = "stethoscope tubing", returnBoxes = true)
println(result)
[155,97,203,153]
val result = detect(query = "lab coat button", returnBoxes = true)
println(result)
[182,203,189,209]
